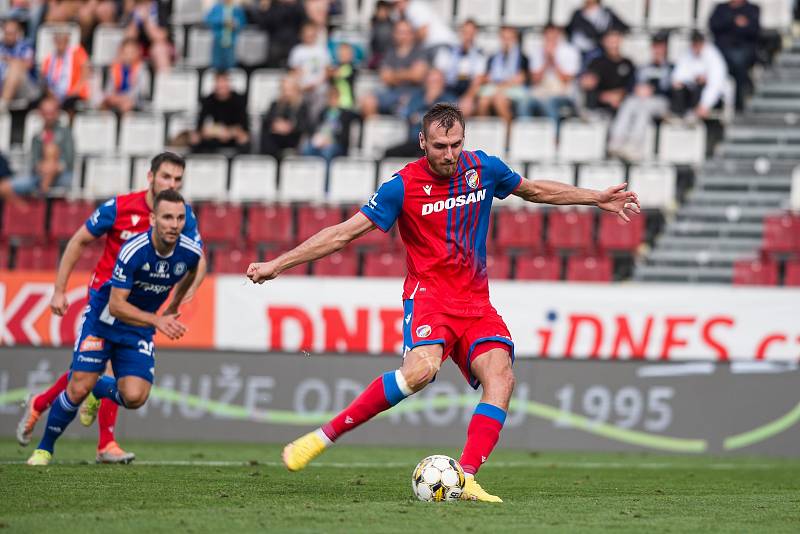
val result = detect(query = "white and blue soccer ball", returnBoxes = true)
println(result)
[411,455,466,502]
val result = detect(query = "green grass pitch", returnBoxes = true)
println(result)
[1,438,799,533]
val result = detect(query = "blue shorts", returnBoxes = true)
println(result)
[71,323,155,383]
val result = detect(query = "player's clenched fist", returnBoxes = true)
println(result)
[247,261,279,284]
[49,290,69,316]
[155,313,187,340]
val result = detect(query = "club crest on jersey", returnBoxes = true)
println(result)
[416,325,432,338]
[465,168,479,189]
[173,262,187,276]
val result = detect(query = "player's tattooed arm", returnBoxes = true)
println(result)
[513,178,641,222]
[109,287,187,339]
[247,212,376,284]
[50,225,98,316]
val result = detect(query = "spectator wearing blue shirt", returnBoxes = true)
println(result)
[0,18,39,110]
[206,0,248,71]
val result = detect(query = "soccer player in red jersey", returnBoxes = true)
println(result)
[16,152,206,464]
[247,103,640,501]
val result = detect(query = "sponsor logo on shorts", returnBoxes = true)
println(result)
[416,325,432,338]
[77,354,104,364]
[79,335,105,352]
[465,168,479,189]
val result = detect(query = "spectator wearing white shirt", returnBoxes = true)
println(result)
[392,0,458,53]
[288,22,332,116]
[433,19,487,117]
[671,31,729,119]
[477,26,529,125]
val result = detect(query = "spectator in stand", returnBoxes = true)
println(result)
[100,37,146,115]
[671,30,728,119]
[260,73,310,159]
[392,0,457,54]
[709,0,760,110]
[250,0,306,68]
[43,0,117,43]
[433,19,486,117]
[8,96,74,196]
[123,0,172,73]
[41,27,90,113]
[206,0,248,71]
[369,0,395,69]
[566,0,629,62]
[300,85,358,176]
[580,28,635,113]
[361,19,429,117]
[330,42,357,110]
[477,26,529,125]
[608,32,674,161]
[0,18,39,110]
[288,22,331,117]
[304,0,331,45]
[190,71,250,154]
[524,24,580,129]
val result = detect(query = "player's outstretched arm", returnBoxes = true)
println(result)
[513,178,641,222]
[109,287,186,340]
[247,212,376,284]
[50,226,98,316]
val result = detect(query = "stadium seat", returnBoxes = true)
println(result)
[732,259,779,286]
[628,164,677,211]
[576,162,626,191]
[153,70,200,113]
[278,157,327,203]
[35,23,80,64]
[508,118,557,162]
[516,255,561,281]
[23,111,69,151]
[756,0,793,30]
[378,157,415,184]
[503,0,549,26]
[529,162,575,184]
[183,156,229,201]
[49,200,96,241]
[229,155,278,202]
[485,253,511,280]
[429,0,455,18]
[131,156,151,191]
[605,0,646,27]
[197,203,243,244]
[248,69,284,115]
[464,118,506,156]
[456,0,501,25]
[119,113,166,155]
[312,251,359,277]
[648,0,694,28]
[166,113,197,147]
[551,0,584,26]
[790,166,800,212]
[566,255,613,282]
[558,120,608,163]
[246,204,293,246]
[658,123,706,165]
[696,0,717,28]
[297,205,343,243]
[362,116,408,158]
[82,156,131,198]
[328,158,377,204]
[495,209,543,252]
[598,211,646,252]
[236,27,268,67]
[363,251,406,277]
[172,0,205,24]
[15,242,60,271]
[0,245,5,269]
[784,261,800,286]
[200,68,248,97]
[1,199,46,241]
[667,31,691,65]
[0,112,10,152]
[73,112,118,155]
[353,71,381,102]
[212,247,258,274]
[621,31,655,67]
[187,26,213,68]
[91,24,124,66]
[74,242,104,272]
[547,209,594,252]
[762,214,800,254]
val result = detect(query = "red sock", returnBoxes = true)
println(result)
[459,403,506,475]
[321,371,411,442]
[97,399,119,450]
[33,372,69,412]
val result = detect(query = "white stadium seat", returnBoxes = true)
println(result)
[132,156,150,190]
[696,0,717,28]
[628,164,677,210]
[0,112,10,153]
[529,162,575,185]
[430,0,455,19]
[354,71,381,100]
[172,0,205,25]
[236,28,268,67]
[119,113,166,155]
[475,30,501,56]
[183,156,229,201]
[658,123,706,165]
[558,119,608,163]
[248,69,284,115]
[668,32,691,65]
[621,31,654,67]
[229,155,278,202]
[378,157,415,185]
[83,156,131,198]
[72,112,118,155]
[791,166,800,212]
[648,0,694,29]
[509,118,557,162]
[464,117,506,156]
[200,68,248,97]
[577,162,626,191]
[604,0,646,28]
[166,113,197,145]
[361,116,407,158]
[328,158,377,203]
[755,0,793,30]
[456,0,502,26]
[35,24,80,64]
[23,111,69,151]
[278,156,327,202]
[91,25,125,66]
[551,0,584,26]
[359,0,381,26]
[504,0,549,27]
[186,26,213,68]
[153,70,199,113]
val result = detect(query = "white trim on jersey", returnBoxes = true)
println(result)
[118,233,150,264]
[178,235,203,257]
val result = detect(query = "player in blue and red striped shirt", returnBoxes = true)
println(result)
[247,103,640,501]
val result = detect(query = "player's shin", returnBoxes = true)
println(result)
[459,403,506,476]
[91,375,128,407]
[36,391,80,454]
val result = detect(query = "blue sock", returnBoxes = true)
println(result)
[92,376,127,407]
[37,392,79,454]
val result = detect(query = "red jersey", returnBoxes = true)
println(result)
[360,150,521,313]
[84,190,201,291]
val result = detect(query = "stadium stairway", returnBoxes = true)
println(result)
[634,40,800,284]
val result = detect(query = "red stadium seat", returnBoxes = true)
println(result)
[784,261,800,286]
[74,242,104,271]
[15,242,60,271]
[0,243,6,269]
[547,209,594,252]
[732,259,778,286]
[495,209,543,252]
[212,247,259,274]
[566,255,613,282]
[49,200,96,241]
[296,205,343,243]
[1,199,46,241]
[312,251,359,277]
[598,211,646,252]
[762,214,800,254]
[198,203,243,244]
[485,253,511,279]
[515,255,561,281]
[363,251,406,278]
[246,204,293,246]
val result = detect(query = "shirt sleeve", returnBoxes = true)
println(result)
[481,151,522,199]
[111,248,139,290]
[360,175,404,233]
[182,204,204,249]
[85,197,117,237]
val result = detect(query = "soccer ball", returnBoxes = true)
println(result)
[411,455,466,502]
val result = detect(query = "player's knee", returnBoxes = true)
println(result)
[119,389,149,409]
[66,381,92,403]
[401,352,441,392]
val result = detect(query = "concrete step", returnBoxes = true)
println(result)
[676,204,777,222]
[633,264,733,284]
[646,249,752,266]
[749,97,800,113]
[665,220,763,238]
[686,189,787,206]
[655,234,761,252]
[725,125,800,142]
[716,142,800,158]
[696,175,792,192]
